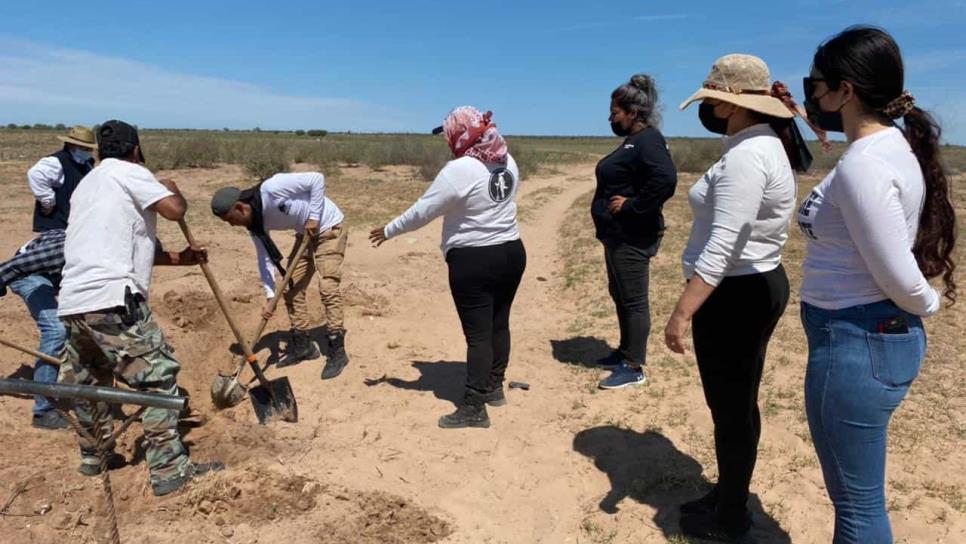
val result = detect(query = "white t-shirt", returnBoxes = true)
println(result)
[384,154,521,254]
[798,127,939,315]
[58,159,174,316]
[682,124,797,287]
[252,172,344,298]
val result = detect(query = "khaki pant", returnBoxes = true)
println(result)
[283,223,347,333]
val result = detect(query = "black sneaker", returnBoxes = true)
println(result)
[484,388,507,407]
[276,330,321,368]
[32,411,69,430]
[320,332,349,380]
[681,487,718,515]
[77,451,127,476]
[151,461,225,497]
[438,403,490,429]
[679,510,754,543]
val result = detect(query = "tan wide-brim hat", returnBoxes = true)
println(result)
[680,54,793,119]
[56,125,97,149]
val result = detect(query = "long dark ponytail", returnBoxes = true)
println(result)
[814,26,957,304]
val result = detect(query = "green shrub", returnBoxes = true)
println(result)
[244,140,290,180]
[307,129,328,138]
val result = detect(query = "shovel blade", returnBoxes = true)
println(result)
[248,376,298,424]
[210,373,248,409]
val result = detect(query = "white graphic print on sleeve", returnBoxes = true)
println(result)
[488,168,515,202]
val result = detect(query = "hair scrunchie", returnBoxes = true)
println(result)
[881,91,916,119]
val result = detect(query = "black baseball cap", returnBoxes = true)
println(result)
[98,119,145,162]
[431,125,444,135]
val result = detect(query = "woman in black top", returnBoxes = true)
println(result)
[592,74,678,389]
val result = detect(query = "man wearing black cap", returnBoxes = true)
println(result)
[56,120,224,496]
[210,172,349,379]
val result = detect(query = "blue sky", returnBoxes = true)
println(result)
[2,0,965,143]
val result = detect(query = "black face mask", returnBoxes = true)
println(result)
[802,76,844,133]
[698,103,729,135]
[610,121,629,137]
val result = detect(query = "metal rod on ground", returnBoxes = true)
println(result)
[0,379,186,412]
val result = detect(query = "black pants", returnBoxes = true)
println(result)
[446,239,527,402]
[604,241,659,365]
[692,265,789,519]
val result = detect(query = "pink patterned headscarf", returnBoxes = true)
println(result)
[442,106,508,165]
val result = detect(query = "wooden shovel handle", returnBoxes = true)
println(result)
[227,233,314,380]
[0,337,62,366]
[176,219,276,393]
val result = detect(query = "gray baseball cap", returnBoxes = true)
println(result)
[211,186,242,216]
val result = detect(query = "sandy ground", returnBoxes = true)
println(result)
[0,160,963,543]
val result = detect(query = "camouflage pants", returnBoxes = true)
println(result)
[59,298,190,484]
[284,223,347,333]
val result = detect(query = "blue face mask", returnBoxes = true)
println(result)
[70,148,93,163]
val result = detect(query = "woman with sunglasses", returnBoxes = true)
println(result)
[799,26,957,543]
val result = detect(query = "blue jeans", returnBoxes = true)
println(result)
[802,300,926,544]
[9,275,66,416]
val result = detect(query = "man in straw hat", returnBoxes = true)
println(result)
[0,125,97,430]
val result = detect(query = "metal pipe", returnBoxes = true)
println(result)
[0,379,186,411]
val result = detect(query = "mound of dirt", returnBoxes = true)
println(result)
[342,282,390,317]
[315,488,453,544]
[177,465,320,524]
[160,289,219,329]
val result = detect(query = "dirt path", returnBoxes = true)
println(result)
[2,162,963,543]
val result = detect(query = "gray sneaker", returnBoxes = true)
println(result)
[598,362,646,389]
[32,411,69,430]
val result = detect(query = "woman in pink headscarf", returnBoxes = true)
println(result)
[370,106,526,429]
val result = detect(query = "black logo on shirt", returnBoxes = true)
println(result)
[488,168,515,203]
[797,190,819,240]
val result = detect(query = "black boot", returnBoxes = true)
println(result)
[484,387,506,407]
[680,506,754,543]
[321,331,349,380]
[276,330,321,368]
[438,391,490,429]
[681,485,718,515]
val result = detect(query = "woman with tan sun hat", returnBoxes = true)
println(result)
[664,54,814,542]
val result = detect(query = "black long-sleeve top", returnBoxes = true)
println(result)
[591,127,677,248]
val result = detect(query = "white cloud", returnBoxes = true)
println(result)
[0,38,414,131]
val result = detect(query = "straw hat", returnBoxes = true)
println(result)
[56,125,97,149]
[680,54,793,119]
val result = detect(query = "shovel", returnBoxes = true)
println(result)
[210,233,313,409]
[177,219,297,424]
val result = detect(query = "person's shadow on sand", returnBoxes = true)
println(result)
[549,337,613,367]
[573,426,791,543]
[364,360,465,406]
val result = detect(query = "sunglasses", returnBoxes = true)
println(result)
[803,77,830,101]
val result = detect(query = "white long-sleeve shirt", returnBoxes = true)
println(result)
[384,155,521,254]
[799,127,939,316]
[682,124,797,287]
[252,172,344,298]
[27,156,67,208]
